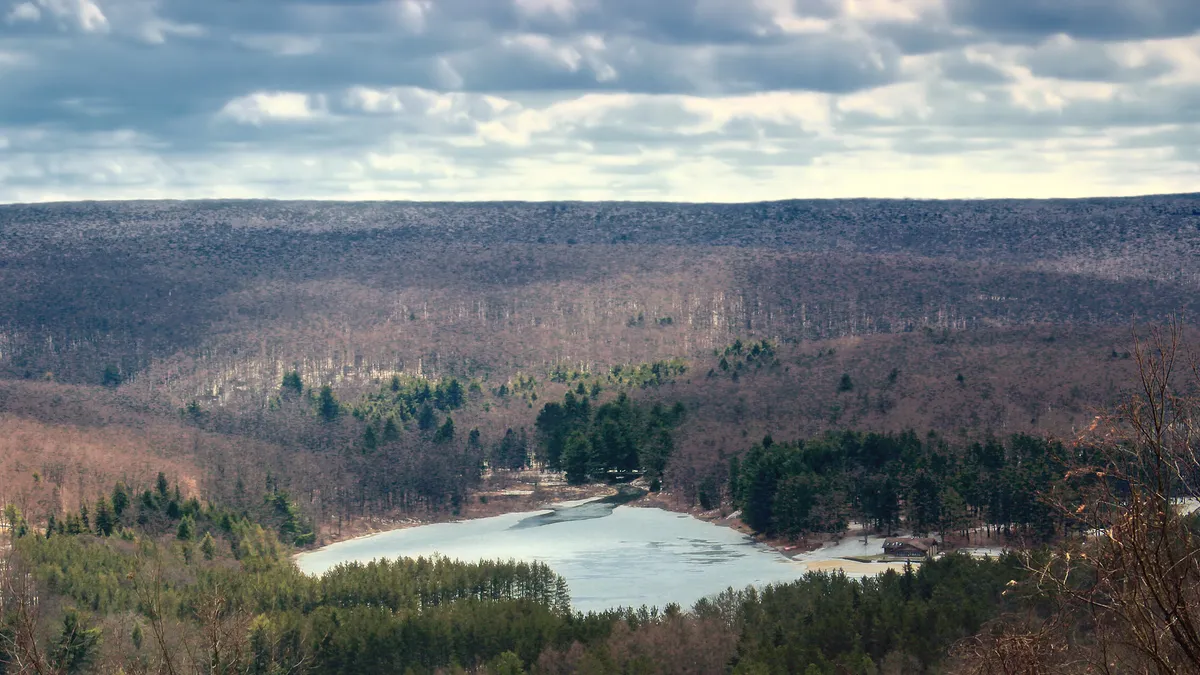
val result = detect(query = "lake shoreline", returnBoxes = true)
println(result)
[300,479,831,568]
[293,492,827,613]
[303,480,622,551]
[294,480,999,591]
[299,476,1002,578]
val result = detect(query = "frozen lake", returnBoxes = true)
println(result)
[296,499,811,612]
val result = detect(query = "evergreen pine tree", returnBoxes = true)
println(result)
[838,373,854,392]
[201,531,217,560]
[383,417,400,442]
[563,432,592,485]
[51,609,101,674]
[317,385,340,421]
[418,403,437,431]
[93,497,115,536]
[282,370,303,396]
[434,416,456,443]
[177,515,195,541]
[111,482,129,517]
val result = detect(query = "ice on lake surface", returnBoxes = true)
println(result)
[296,501,809,612]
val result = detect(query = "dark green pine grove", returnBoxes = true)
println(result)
[535,391,685,484]
[728,431,1075,542]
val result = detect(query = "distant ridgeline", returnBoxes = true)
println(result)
[1,196,1197,395]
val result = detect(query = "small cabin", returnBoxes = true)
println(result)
[882,537,939,558]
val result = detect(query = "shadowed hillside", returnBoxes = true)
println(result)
[0,196,1195,523]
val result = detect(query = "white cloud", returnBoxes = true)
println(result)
[502,33,585,72]
[514,0,581,22]
[49,0,108,32]
[219,92,327,125]
[843,0,942,23]
[393,0,431,33]
[344,87,407,114]
[138,18,204,44]
[3,0,1200,203]
[5,1,40,23]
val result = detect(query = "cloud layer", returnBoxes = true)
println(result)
[0,0,1198,202]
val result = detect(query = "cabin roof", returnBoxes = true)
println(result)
[883,537,938,552]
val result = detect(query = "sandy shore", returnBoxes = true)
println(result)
[630,491,1014,576]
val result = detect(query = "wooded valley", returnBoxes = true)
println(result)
[2,196,1199,674]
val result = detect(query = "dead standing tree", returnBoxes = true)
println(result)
[0,552,59,675]
[958,320,1200,674]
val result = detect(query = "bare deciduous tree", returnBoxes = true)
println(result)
[958,320,1200,674]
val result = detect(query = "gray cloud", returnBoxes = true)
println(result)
[0,0,1198,202]
[947,0,1200,41]
[937,52,1013,84]
[1022,38,1175,82]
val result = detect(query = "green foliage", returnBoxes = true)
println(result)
[10,471,1031,675]
[732,431,1069,540]
[607,359,688,388]
[492,428,530,471]
[16,520,577,675]
[838,373,854,392]
[418,403,437,431]
[535,392,683,481]
[712,340,778,378]
[101,364,122,387]
[316,385,340,422]
[111,482,130,517]
[434,416,456,443]
[354,375,469,425]
[282,370,304,396]
[266,489,315,547]
[549,359,687,390]
[488,651,526,675]
[51,609,102,674]
[382,416,400,442]
[93,497,115,537]
[708,553,1026,673]
[562,432,591,486]
[176,514,195,541]
[201,531,217,560]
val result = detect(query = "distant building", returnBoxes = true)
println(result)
[882,537,939,558]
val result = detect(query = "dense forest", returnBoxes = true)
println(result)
[3,198,1200,672]
[1,473,1031,674]
[725,432,1071,542]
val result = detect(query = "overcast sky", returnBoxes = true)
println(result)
[1,0,1198,203]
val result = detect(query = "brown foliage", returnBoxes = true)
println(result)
[958,321,1200,675]
[534,614,737,675]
